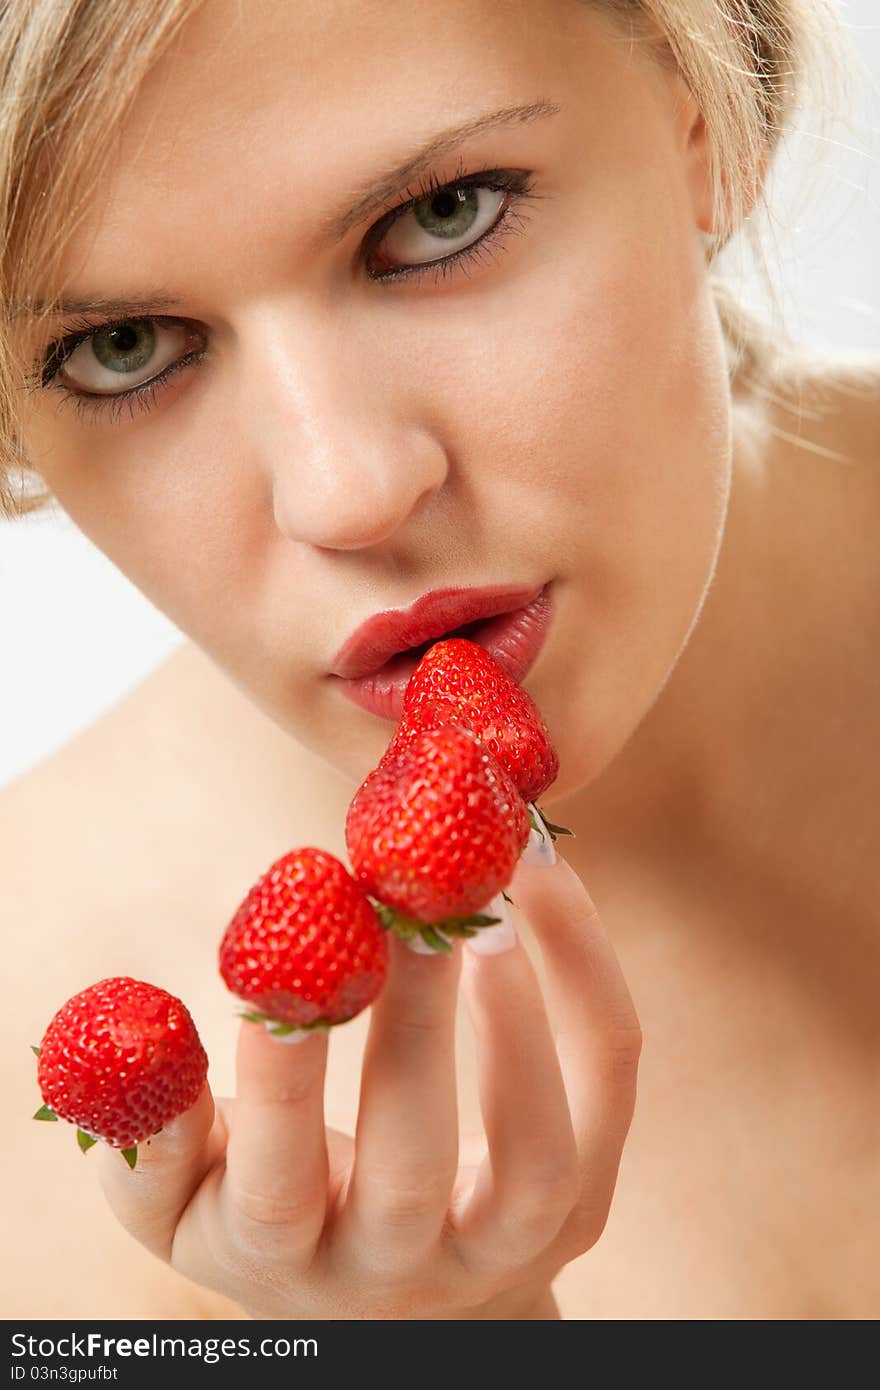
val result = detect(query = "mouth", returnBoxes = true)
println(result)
[332,582,555,723]
[379,610,503,678]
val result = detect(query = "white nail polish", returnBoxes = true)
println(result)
[465,893,518,955]
[263,1021,313,1044]
[521,805,557,866]
[404,931,449,955]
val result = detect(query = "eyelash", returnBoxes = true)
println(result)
[33,162,540,425]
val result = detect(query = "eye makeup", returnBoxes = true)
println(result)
[29,159,543,425]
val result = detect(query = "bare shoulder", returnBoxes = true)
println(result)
[752,354,880,619]
[0,641,353,950]
[764,353,880,468]
[0,641,350,1318]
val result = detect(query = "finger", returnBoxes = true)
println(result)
[95,1080,219,1263]
[454,921,578,1271]
[222,1019,329,1266]
[338,933,461,1267]
[507,851,642,1249]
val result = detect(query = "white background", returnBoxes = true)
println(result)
[1,0,878,789]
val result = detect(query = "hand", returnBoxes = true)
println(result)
[94,851,642,1320]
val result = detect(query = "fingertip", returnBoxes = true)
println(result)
[463,893,518,956]
[234,1012,330,1099]
[151,1078,216,1148]
[97,1080,215,1174]
[510,842,568,895]
[520,815,559,866]
[264,1025,321,1044]
[507,848,605,954]
[387,929,461,969]
[401,930,450,955]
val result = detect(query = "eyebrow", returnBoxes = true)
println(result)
[19,99,562,322]
[17,291,184,323]
[326,98,561,239]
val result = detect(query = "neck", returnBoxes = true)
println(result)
[548,385,879,973]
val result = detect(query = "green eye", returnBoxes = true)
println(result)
[91,320,156,374]
[412,185,481,241]
[48,318,202,399]
[369,176,521,279]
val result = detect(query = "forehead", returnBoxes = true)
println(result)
[106,0,585,185]
[55,0,642,292]
[127,0,580,142]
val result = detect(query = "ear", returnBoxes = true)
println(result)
[673,76,768,238]
[672,79,717,235]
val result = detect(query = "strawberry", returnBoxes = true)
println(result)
[400,637,559,805]
[219,846,388,1037]
[379,696,476,770]
[33,977,208,1168]
[346,722,530,950]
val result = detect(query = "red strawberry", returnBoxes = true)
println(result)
[219,847,388,1036]
[401,638,560,805]
[380,697,476,771]
[346,722,530,950]
[34,977,208,1168]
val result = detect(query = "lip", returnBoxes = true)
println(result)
[331,580,554,723]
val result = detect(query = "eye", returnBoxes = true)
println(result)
[369,183,507,276]
[48,317,204,395]
[30,167,540,426]
[364,168,537,282]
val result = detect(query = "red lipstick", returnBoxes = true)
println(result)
[330,581,554,722]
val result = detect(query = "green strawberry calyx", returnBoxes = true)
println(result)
[368,898,502,954]
[32,1104,138,1167]
[236,1009,334,1037]
[527,802,574,843]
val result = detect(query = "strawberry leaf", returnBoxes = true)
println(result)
[121,1147,138,1170]
[375,901,508,949]
[77,1130,98,1153]
[372,904,426,941]
[435,913,502,935]
[30,1045,40,1057]
[528,803,574,842]
[370,900,398,932]
[238,1009,331,1035]
[541,817,575,838]
[421,927,453,954]
[33,1104,57,1122]
[265,1019,332,1036]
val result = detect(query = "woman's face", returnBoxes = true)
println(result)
[20,0,732,794]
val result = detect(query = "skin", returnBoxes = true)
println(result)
[7,0,880,1318]
[21,0,725,793]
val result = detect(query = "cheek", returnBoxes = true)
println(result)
[463,211,730,572]
[22,387,264,640]
[449,207,732,787]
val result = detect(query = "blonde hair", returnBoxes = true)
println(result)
[0,0,870,518]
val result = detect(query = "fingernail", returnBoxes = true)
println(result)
[404,931,450,955]
[263,1021,314,1045]
[465,893,518,955]
[520,806,557,866]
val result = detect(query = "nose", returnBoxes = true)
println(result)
[239,305,449,550]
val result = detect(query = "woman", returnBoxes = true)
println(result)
[2,0,877,1320]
